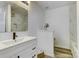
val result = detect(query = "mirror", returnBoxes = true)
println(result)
[0,1,28,32]
[11,5,28,32]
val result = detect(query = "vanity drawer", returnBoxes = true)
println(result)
[10,44,37,58]
[0,46,16,58]
[18,43,37,54]
[0,39,37,58]
[15,39,37,48]
[14,39,37,53]
[17,49,37,58]
[10,51,37,58]
[20,52,37,58]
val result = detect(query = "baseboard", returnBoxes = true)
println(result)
[54,44,70,49]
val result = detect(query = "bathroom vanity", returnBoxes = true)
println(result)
[0,1,55,58]
[0,36,37,58]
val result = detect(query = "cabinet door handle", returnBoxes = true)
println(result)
[32,47,36,50]
[32,54,36,58]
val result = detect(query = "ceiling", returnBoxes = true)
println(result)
[36,1,75,9]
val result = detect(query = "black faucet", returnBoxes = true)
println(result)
[13,32,18,40]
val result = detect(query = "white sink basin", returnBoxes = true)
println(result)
[2,38,24,45]
[2,40,15,45]
[16,38,24,42]
[0,36,36,50]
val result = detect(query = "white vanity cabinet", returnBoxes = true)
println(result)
[0,39,37,58]
[0,45,16,58]
[12,39,37,58]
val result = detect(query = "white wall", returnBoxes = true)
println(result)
[28,2,45,36]
[45,5,70,49]
[77,2,79,57]
[69,3,77,57]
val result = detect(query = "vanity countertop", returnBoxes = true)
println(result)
[0,36,36,51]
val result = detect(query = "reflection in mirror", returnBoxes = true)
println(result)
[0,1,28,32]
[11,5,28,32]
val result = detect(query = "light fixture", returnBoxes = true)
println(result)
[21,1,30,5]
[27,1,30,4]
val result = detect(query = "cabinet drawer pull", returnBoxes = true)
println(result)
[32,54,36,58]
[17,56,20,58]
[32,47,36,50]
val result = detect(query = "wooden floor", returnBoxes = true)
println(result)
[37,47,73,58]
[54,48,73,58]
[54,47,73,58]
[54,51,72,58]
[38,47,73,58]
